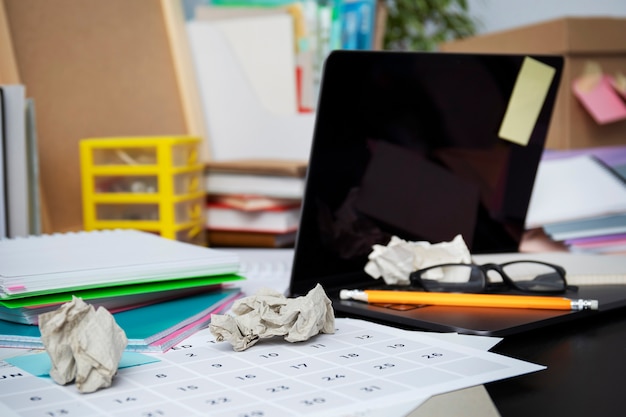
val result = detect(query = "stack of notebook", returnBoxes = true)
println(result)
[0,229,244,352]
[204,159,306,247]
[526,146,626,254]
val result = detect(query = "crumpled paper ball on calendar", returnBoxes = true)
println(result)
[210,283,335,351]
[38,296,127,393]
[364,234,472,286]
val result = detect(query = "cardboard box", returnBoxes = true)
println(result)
[440,17,626,150]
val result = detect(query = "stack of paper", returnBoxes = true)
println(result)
[526,146,626,254]
[0,229,240,297]
[0,229,244,351]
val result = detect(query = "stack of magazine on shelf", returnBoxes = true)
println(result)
[0,229,244,352]
[526,145,626,254]
[204,159,307,248]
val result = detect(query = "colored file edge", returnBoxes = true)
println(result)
[0,274,244,308]
[0,288,242,352]
[0,271,243,301]
[0,283,243,325]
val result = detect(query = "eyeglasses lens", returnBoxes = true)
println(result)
[500,262,566,292]
[419,265,484,292]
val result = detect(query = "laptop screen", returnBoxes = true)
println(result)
[290,51,563,296]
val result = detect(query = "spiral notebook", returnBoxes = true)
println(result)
[0,229,240,299]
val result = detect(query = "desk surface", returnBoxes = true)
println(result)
[1,249,624,416]
[487,308,626,416]
[236,248,626,416]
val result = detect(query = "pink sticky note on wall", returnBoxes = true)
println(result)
[573,74,626,124]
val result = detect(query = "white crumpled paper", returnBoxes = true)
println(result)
[209,283,335,351]
[364,234,472,285]
[38,296,128,393]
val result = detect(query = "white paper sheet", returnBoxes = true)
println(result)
[0,318,542,416]
[186,20,315,161]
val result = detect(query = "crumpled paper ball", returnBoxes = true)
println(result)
[210,283,335,351]
[38,296,128,393]
[364,234,472,285]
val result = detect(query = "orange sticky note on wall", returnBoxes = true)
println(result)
[498,57,556,146]
[573,74,626,124]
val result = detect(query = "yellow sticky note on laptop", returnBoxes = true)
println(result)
[498,57,556,146]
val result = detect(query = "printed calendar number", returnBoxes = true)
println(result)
[301,397,327,406]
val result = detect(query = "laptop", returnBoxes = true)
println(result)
[288,50,626,336]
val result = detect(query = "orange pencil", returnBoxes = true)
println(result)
[339,289,599,311]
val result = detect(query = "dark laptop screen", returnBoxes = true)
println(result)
[290,51,563,296]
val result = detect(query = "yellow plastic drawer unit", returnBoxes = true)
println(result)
[87,137,199,167]
[93,196,204,224]
[80,136,206,244]
[92,170,201,195]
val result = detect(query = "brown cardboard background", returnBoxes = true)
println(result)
[1,0,196,233]
[440,17,626,150]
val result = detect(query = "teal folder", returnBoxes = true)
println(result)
[0,288,241,352]
[0,274,244,324]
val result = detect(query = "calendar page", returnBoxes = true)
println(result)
[0,318,543,417]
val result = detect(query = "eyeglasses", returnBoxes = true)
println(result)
[409,260,571,294]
